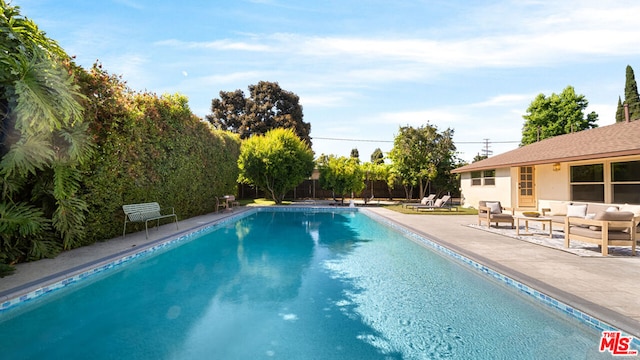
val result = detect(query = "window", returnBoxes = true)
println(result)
[471,170,495,186]
[570,164,604,202]
[612,160,640,204]
[471,171,482,186]
[483,169,496,186]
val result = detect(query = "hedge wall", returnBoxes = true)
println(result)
[81,92,240,242]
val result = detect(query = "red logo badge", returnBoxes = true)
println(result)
[599,331,638,356]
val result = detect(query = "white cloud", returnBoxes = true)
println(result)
[155,39,272,52]
[470,94,534,108]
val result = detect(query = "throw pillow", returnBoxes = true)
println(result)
[485,201,502,214]
[606,206,618,212]
[566,204,587,218]
[549,201,568,216]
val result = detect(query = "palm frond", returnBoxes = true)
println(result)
[28,237,61,260]
[52,196,87,250]
[55,122,95,164]
[11,48,84,135]
[0,133,54,177]
[52,162,81,200]
[0,201,49,237]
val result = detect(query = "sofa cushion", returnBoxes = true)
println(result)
[620,204,640,217]
[549,201,569,216]
[490,213,513,221]
[588,211,634,231]
[570,226,634,240]
[485,201,502,214]
[566,204,587,218]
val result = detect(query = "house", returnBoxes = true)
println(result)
[452,120,640,210]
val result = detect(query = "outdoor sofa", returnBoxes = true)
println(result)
[539,200,640,256]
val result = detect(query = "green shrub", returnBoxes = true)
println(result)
[81,92,240,241]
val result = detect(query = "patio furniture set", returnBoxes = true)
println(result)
[478,200,640,256]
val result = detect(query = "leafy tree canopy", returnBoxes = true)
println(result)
[206,81,312,146]
[388,124,456,199]
[370,148,384,165]
[317,155,365,203]
[472,153,488,162]
[521,86,598,145]
[350,148,359,160]
[238,128,314,204]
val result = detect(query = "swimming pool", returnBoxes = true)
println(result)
[0,209,619,358]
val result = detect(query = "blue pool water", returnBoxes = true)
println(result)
[0,210,612,359]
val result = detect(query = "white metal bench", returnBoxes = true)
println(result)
[122,202,178,238]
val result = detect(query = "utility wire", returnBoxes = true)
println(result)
[312,136,520,144]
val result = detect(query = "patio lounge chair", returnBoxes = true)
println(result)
[478,200,514,228]
[415,195,457,211]
[403,194,436,209]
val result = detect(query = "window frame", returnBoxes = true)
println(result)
[569,163,604,202]
[470,169,495,186]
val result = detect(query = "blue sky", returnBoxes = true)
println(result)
[15,0,640,162]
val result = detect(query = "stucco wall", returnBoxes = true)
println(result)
[535,163,569,200]
[459,167,513,208]
[459,155,640,210]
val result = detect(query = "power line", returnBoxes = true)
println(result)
[481,138,493,157]
[311,136,520,144]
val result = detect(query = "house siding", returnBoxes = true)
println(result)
[460,167,513,208]
[460,155,640,210]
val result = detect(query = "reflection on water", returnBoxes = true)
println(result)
[0,210,609,359]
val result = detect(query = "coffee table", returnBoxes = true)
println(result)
[515,216,553,238]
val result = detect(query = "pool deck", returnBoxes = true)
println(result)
[2,206,640,339]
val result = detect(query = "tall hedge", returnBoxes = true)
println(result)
[79,66,240,242]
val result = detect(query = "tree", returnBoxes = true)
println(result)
[238,128,314,204]
[350,148,359,160]
[388,124,456,199]
[318,155,365,204]
[361,161,394,201]
[624,65,640,121]
[0,1,93,268]
[207,81,312,145]
[521,86,598,145]
[370,148,384,164]
[616,96,625,123]
[473,153,488,162]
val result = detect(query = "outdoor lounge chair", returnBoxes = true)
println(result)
[403,194,436,209]
[478,200,514,228]
[415,195,457,211]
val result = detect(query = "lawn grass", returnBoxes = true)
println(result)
[238,198,477,215]
[239,198,292,206]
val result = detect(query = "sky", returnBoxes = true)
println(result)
[13,0,640,162]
